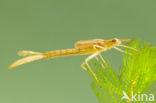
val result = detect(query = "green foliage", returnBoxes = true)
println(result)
[85,40,156,103]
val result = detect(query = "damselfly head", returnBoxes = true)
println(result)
[110,38,131,46]
[111,38,121,45]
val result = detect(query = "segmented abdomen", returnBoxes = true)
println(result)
[43,48,94,58]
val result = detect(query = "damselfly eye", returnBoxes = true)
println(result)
[112,38,118,42]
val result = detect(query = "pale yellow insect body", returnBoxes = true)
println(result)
[9,38,137,69]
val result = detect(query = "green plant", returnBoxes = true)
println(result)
[85,40,156,103]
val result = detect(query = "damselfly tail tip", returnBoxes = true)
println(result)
[18,50,41,56]
[18,50,28,56]
[8,54,45,69]
[8,64,16,69]
[8,59,25,69]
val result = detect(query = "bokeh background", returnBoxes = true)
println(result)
[0,0,156,103]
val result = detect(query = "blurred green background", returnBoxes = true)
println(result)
[0,0,156,103]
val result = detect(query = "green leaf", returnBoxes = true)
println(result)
[85,40,156,103]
